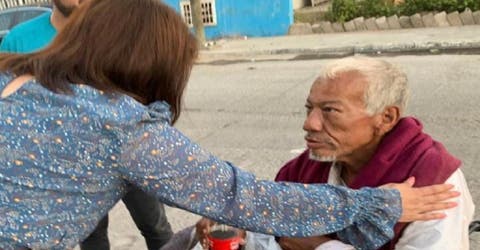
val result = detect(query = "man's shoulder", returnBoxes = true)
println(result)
[1,12,55,53]
[7,12,52,37]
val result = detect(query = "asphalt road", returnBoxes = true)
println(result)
[105,54,480,249]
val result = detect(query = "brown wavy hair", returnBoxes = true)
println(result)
[0,0,198,124]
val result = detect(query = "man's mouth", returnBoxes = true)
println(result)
[304,136,334,149]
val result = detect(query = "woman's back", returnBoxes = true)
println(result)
[0,72,152,248]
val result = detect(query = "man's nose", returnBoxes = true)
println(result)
[303,110,323,132]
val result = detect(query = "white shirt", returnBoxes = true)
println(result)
[317,165,475,250]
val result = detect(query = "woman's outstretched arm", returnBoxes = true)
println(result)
[118,116,457,247]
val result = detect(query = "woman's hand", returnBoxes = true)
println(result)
[382,177,460,222]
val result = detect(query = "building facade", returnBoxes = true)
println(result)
[163,0,294,40]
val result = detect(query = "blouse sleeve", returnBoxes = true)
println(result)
[335,217,397,249]
[117,119,401,241]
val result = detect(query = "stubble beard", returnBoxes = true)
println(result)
[309,150,337,162]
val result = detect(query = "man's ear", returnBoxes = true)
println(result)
[375,106,400,136]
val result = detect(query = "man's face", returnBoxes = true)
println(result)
[53,0,83,17]
[303,71,381,163]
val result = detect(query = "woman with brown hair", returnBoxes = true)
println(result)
[0,0,458,249]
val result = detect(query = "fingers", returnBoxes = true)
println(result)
[420,190,460,204]
[196,217,214,248]
[236,229,247,240]
[415,183,455,196]
[239,237,246,245]
[403,201,458,221]
[420,201,458,214]
[396,179,461,222]
[201,237,210,250]
[404,176,415,186]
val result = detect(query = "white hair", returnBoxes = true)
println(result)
[318,56,409,115]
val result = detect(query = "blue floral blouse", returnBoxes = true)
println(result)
[0,73,401,249]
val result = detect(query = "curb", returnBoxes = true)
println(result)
[198,40,480,63]
[290,10,480,35]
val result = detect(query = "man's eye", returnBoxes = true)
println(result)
[305,105,313,113]
[322,107,336,113]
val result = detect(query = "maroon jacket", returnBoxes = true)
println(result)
[275,117,460,250]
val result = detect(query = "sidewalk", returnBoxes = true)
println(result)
[198,25,480,63]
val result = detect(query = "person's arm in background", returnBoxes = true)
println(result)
[0,32,16,52]
[394,169,474,250]
[115,113,458,246]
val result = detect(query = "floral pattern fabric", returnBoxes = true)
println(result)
[0,73,401,249]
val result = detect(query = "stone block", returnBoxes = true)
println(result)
[387,15,402,29]
[473,10,480,24]
[364,17,378,30]
[375,16,389,30]
[422,13,437,27]
[319,21,334,33]
[353,17,367,31]
[332,22,345,32]
[460,8,475,25]
[288,23,313,35]
[434,11,450,27]
[312,23,323,33]
[447,11,463,26]
[398,16,412,28]
[343,20,356,32]
[410,13,424,28]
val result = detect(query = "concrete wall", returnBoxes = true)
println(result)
[164,0,293,40]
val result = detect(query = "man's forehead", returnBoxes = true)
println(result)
[314,71,368,91]
[309,72,368,104]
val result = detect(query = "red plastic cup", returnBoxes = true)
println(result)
[207,225,241,250]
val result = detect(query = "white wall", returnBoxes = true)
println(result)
[0,0,50,10]
[292,0,309,10]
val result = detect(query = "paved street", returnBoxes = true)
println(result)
[106,54,480,249]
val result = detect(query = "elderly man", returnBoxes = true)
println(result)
[275,56,474,250]
[190,57,474,250]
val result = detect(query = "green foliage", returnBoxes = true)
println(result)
[357,0,398,18]
[400,0,462,15]
[329,0,358,22]
[327,0,398,22]
[326,0,480,23]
